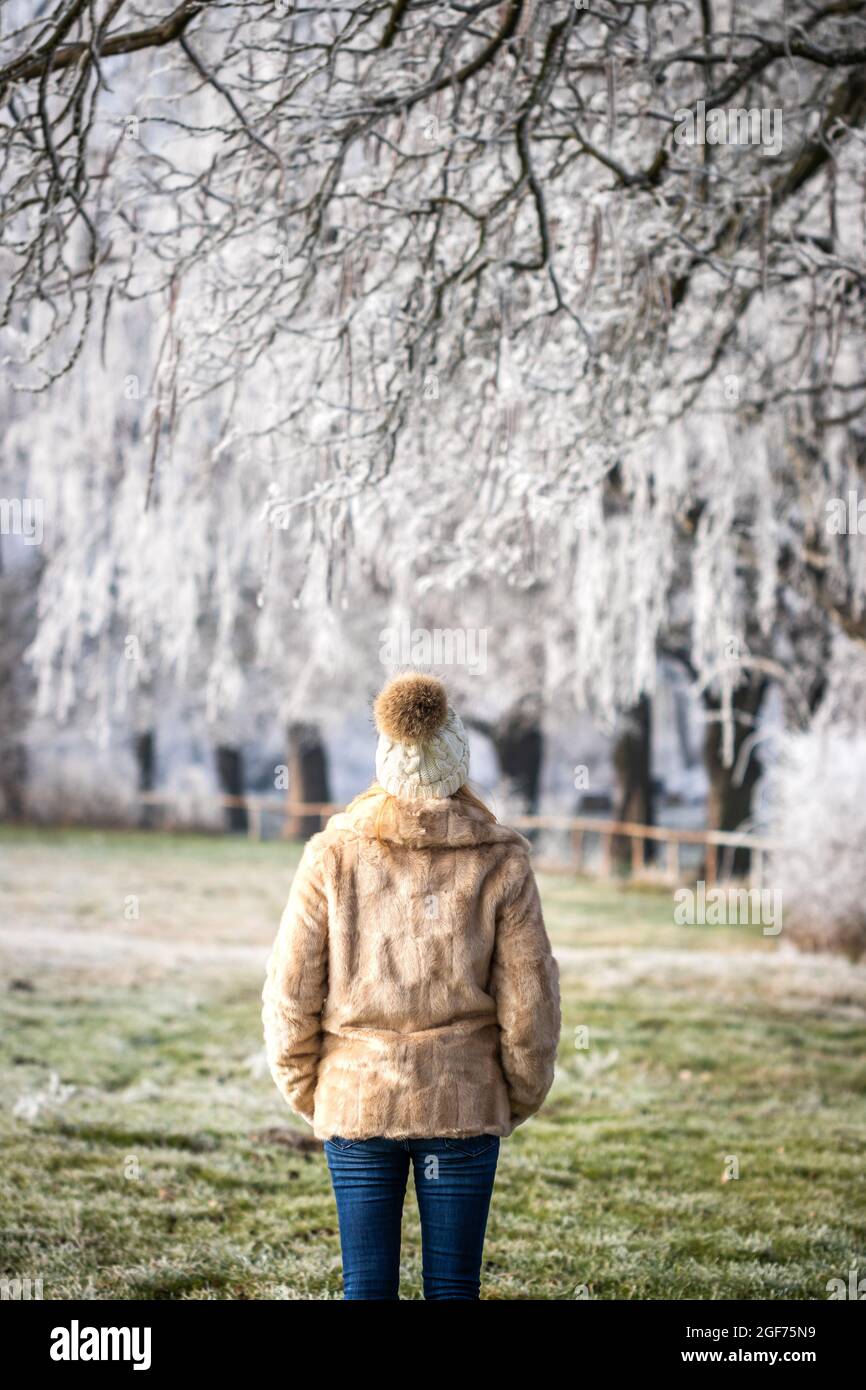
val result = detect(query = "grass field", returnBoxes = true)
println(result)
[1,826,865,1300]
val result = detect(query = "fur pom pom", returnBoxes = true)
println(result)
[375,674,449,744]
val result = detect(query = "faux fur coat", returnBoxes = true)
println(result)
[261,792,561,1141]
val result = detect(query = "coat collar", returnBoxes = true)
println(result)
[322,792,531,852]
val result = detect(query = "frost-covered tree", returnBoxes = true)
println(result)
[769,637,866,958]
[2,0,866,823]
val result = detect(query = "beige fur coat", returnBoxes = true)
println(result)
[261,792,561,1140]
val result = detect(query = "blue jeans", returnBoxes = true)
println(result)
[324,1134,500,1300]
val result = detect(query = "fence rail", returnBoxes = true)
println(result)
[135,793,780,886]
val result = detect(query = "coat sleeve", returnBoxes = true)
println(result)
[261,839,329,1126]
[490,851,561,1129]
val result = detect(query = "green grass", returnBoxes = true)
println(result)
[1,826,865,1299]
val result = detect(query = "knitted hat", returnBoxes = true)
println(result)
[374,673,470,800]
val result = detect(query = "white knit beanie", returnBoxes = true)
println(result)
[374,673,470,800]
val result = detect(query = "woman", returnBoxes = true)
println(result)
[262,672,561,1300]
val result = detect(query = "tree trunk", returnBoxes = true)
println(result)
[0,742,27,820]
[673,683,698,768]
[703,679,769,878]
[464,704,544,815]
[0,543,39,821]
[490,710,543,813]
[216,745,248,834]
[285,722,331,839]
[612,695,655,869]
[135,730,156,828]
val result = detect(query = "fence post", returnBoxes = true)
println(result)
[630,834,644,876]
[751,846,763,892]
[667,838,679,884]
[600,830,612,878]
[572,828,584,873]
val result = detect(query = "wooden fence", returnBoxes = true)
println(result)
[508,812,782,887]
[136,793,781,886]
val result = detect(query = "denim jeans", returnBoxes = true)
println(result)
[324,1133,500,1300]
